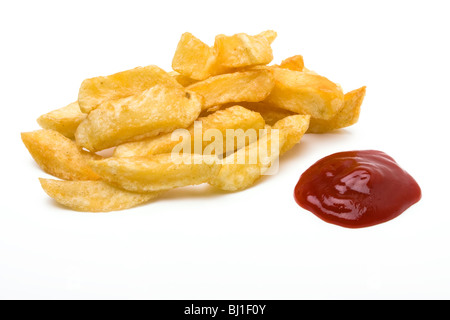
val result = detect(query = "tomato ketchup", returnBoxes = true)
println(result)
[294,150,421,228]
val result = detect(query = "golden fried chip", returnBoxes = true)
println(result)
[256,30,278,45]
[214,31,274,68]
[278,55,305,71]
[238,102,296,126]
[78,65,181,113]
[187,70,274,110]
[37,101,86,139]
[75,85,203,152]
[89,154,221,193]
[208,129,279,192]
[308,86,366,133]
[273,115,311,155]
[114,105,265,157]
[209,115,310,191]
[169,71,198,87]
[265,67,344,120]
[39,179,159,212]
[21,129,100,181]
[172,32,219,81]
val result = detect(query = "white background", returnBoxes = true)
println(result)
[1,0,449,299]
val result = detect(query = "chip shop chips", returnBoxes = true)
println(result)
[22,129,100,181]
[265,67,345,120]
[22,31,365,212]
[307,86,366,133]
[187,69,275,110]
[277,55,305,72]
[172,30,277,81]
[214,32,274,68]
[39,179,159,212]
[75,85,203,152]
[114,105,266,157]
[209,115,310,191]
[89,154,221,193]
[172,32,219,81]
[37,102,86,139]
[78,65,181,113]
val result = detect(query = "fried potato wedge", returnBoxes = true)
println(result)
[214,31,275,68]
[187,70,274,110]
[39,179,159,212]
[265,67,344,120]
[172,32,219,81]
[238,102,296,126]
[114,105,265,157]
[210,115,310,191]
[37,101,86,139]
[21,129,100,181]
[89,154,221,193]
[75,85,203,152]
[308,86,366,133]
[78,65,181,113]
[277,55,305,71]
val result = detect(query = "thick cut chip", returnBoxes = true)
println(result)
[114,105,265,157]
[278,55,305,71]
[21,129,100,181]
[209,129,280,192]
[75,85,203,152]
[238,102,296,126]
[265,67,344,120]
[172,31,276,80]
[40,179,159,212]
[209,115,310,191]
[172,33,218,81]
[257,30,278,45]
[273,115,311,155]
[37,101,86,139]
[308,86,366,133]
[89,154,221,193]
[187,70,274,110]
[169,71,198,87]
[214,31,274,68]
[78,65,181,113]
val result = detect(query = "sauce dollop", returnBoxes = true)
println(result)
[294,150,421,228]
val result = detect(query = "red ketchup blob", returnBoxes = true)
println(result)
[294,150,421,228]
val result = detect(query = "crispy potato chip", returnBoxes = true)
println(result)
[210,115,310,191]
[277,55,305,71]
[89,154,221,193]
[37,101,86,139]
[114,105,265,157]
[21,129,100,181]
[214,31,274,68]
[39,179,159,212]
[265,67,344,120]
[75,85,203,152]
[308,86,366,133]
[172,32,219,81]
[78,65,181,113]
[187,70,274,110]
[238,102,296,126]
